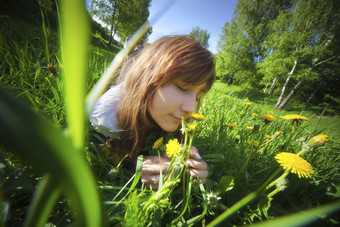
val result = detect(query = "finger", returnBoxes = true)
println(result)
[141,174,160,190]
[141,174,160,184]
[189,146,202,160]
[142,156,171,174]
[186,159,207,170]
[189,168,208,179]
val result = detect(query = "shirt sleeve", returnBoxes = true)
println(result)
[89,85,122,138]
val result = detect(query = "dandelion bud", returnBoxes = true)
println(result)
[152,137,163,150]
[307,134,330,148]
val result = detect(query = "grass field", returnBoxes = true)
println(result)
[0,9,339,226]
[213,81,340,141]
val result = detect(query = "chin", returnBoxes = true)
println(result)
[161,124,180,132]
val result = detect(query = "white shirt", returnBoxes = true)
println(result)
[89,84,122,138]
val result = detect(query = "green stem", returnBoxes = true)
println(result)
[173,175,193,224]
[265,170,289,191]
[267,187,281,198]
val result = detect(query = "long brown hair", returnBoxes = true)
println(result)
[114,35,215,158]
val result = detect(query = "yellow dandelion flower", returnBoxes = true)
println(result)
[152,137,163,150]
[187,123,197,132]
[307,134,330,148]
[275,131,282,136]
[275,152,314,178]
[246,101,252,106]
[189,112,206,121]
[166,138,181,158]
[248,140,260,147]
[267,110,274,114]
[220,95,227,98]
[263,114,276,123]
[252,113,258,117]
[225,123,237,128]
[247,126,254,131]
[265,135,273,140]
[280,114,308,124]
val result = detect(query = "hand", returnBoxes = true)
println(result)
[141,155,171,190]
[186,146,208,184]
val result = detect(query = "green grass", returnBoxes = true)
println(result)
[213,81,340,140]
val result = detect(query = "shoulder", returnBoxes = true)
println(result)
[89,84,123,137]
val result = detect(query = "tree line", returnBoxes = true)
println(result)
[216,0,340,109]
[88,0,151,45]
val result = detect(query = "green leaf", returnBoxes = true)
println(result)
[217,175,235,193]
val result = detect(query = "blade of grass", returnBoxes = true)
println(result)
[0,87,103,226]
[60,0,89,149]
[24,174,61,227]
[245,202,340,227]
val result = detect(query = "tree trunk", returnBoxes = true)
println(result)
[276,81,303,109]
[108,1,117,46]
[268,77,277,94]
[306,89,317,103]
[227,70,236,86]
[275,60,298,108]
[108,23,114,45]
[227,76,233,85]
[263,81,269,93]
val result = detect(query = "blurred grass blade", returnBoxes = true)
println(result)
[0,87,102,226]
[40,8,50,63]
[246,202,340,227]
[24,174,61,227]
[86,21,150,114]
[60,0,89,149]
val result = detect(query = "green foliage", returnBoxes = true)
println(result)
[190,26,210,49]
[88,0,152,42]
[217,0,340,108]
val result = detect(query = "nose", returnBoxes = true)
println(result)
[181,92,196,114]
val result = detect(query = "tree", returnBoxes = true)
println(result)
[216,18,256,85]
[89,0,151,44]
[259,0,340,109]
[190,26,210,49]
[217,0,339,109]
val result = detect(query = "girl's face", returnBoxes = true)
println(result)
[148,78,206,132]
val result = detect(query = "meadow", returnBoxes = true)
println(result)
[0,4,339,226]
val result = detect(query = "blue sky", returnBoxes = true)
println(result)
[148,0,238,53]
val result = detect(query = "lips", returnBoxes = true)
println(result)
[170,115,182,122]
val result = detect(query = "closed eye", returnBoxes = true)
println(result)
[175,84,187,92]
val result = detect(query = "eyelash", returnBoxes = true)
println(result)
[176,84,187,92]
[176,84,201,101]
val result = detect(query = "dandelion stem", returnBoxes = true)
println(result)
[265,170,289,191]
[267,187,281,198]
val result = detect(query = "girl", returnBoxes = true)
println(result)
[90,35,215,189]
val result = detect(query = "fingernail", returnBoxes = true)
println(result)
[194,152,202,159]
[186,159,192,166]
